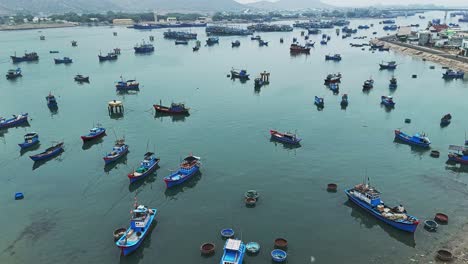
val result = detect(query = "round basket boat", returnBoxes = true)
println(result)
[220,228,235,239]
[274,238,288,249]
[200,242,215,256]
[14,192,24,200]
[434,213,449,224]
[246,242,260,254]
[424,220,438,231]
[113,227,127,241]
[405,118,411,124]
[436,249,454,261]
[430,150,440,158]
[327,183,338,192]
[271,249,287,262]
[245,197,257,206]
[244,190,259,200]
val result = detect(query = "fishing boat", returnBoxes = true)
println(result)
[341,94,349,107]
[98,52,118,62]
[103,139,129,164]
[371,43,384,49]
[18,132,39,149]
[389,76,397,89]
[324,73,342,84]
[231,69,250,79]
[380,61,397,70]
[128,152,160,183]
[153,101,189,115]
[74,74,89,83]
[81,126,106,142]
[440,114,452,126]
[251,35,261,40]
[6,68,22,79]
[381,96,395,107]
[308,28,321,34]
[448,145,468,164]
[29,142,64,161]
[394,130,431,148]
[259,40,268,46]
[325,54,341,61]
[329,83,339,93]
[362,79,374,89]
[220,239,245,264]
[134,42,154,53]
[0,113,28,129]
[115,204,157,256]
[163,155,201,188]
[383,25,398,31]
[175,39,189,45]
[206,37,219,46]
[116,78,139,91]
[11,52,39,63]
[46,93,57,108]
[54,57,73,64]
[206,26,253,36]
[290,44,310,53]
[49,50,59,54]
[345,181,419,233]
[163,30,197,40]
[270,130,301,145]
[232,40,240,47]
[442,69,464,79]
[193,40,201,51]
[315,96,324,106]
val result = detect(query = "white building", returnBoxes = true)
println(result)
[462,39,468,56]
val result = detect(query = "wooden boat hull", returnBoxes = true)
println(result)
[0,114,28,129]
[103,145,129,164]
[81,130,106,142]
[345,189,419,233]
[29,144,63,161]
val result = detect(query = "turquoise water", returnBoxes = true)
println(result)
[1,11,468,264]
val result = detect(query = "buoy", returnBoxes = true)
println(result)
[436,250,454,261]
[15,192,24,200]
[405,118,411,123]
[327,183,338,192]
[274,238,288,249]
[200,242,215,255]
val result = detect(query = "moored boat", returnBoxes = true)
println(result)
[440,114,452,127]
[11,52,39,63]
[128,152,160,183]
[380,61,397,70]
[103,139,129,164]
[74,74,89,83]
[325,54,341,61]
[46,93,57,108]
[340,94,349,107]
[163,155,201,188]
[175,39,189,45]
[448,145,468,164]
[54,57,73,64]
[29,142,64,161]
[270,130,301,145]
[231,69,250,79]
[134,42,154,53]
[324,73,342,84]
[81,126,106,142]
[442,69,464,79]
[381,96,395,107]
[153,101,189,115]
[232,40,240,47]
[18,132,39,149]
[6,68,22,79]
[290,43,310,53]
[314,96,324,106]
[115,204,157,256]
[389,76,397,89]
[345,182,419,233]
[98,52,118,62]
[258,39,268,46]
[362,79,374,90]
[329,83,339,93]
[193,40,201,51]
[220,239,245,264]
[0,113,28,129]
[251,35,261,40]
[116,78,139,91]
[206,37,219,46]
[394,130,431,148]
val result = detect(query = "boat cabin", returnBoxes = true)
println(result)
[24,133,38,141]
[353,184,381,206]
[223,239,242,264]
[130,205,150,231]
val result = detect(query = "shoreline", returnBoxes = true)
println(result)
[371,36,468,72]
[0,23,77,31]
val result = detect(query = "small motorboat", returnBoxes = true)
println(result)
[244,190,259,200]
[29,142,64,161]
[270,130,301,145]
[220,239,245,264]
[329,83,339,93]
[231,69,250,79]
[153,101,189,115]
[290,43,310,53]
[394,130,431,148]
[259,40,268,46]
[115,205,157,256]
[98,52,118,62]
[251,35,261,40]
[6,68,22,79]
[271,249,287,262]
[381,96,395,107]
[116,78,139,91]
[163,155,201,188]
[46,93,57,108]
[232,40,240,47]
[54,57,73,64]
[81,126,106,142]
[314,96,324,106]
[103,139,129,164]
[206,37,219,46]
[325,54,342,61]
[340,94,349,107]
[175,39,188,45]
[127,152,160,183]
[379,61,397,70]
[0,113,28,129]
[389,76,397,89]
[74,74,89,83]
[442,69,464,79]
[245,242,260,254]
[18,132,39,149]
[440,113,452,127]
[362,79,374,89]
[193,40,201,51]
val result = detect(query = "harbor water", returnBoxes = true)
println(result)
[0,11,467,264]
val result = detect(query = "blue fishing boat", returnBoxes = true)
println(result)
[98,52,118,62]
[29,142,64,161]
[175,39,188,45]
[81,126,106,142]
[103,139,128,164]
[314,96,324,106]
[448,145,468,165]
[6,68,22,79]
[320,40,327,45]
[325,54,341,61]
[363,79,374,89]
[341,94,349,107]
[206,37,219,46]
[134,42,154,53]
[232,40,240,47]
[163,155,201,188]
[329,83,339,93]
[231,69,250,79]
[18,132,39,149]
[270,130,301,144]
[381,96,395,107]
[440,114,452,127]
[54,57,73,64]
[11,52,39,63]
[127,152,160,183]
[394,130,431,148]
[220,239,245,264]
[0,113,28,129]
[389,76,397,89]
[345,181,419,233]
[382,19,395,24]
[163,30,197,40]
[116,204,157,256]
[380,61,397,70]
[116,78,139,91]
[442,69,464,79]
[383,25,398,31]
[46,93,57,108]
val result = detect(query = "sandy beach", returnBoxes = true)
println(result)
[0,23,77,31]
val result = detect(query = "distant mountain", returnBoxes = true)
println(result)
[248,0,330,10]
[0,0,246,14]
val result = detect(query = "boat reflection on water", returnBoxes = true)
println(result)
[344,200,416,248]
[104,155,128,173]
[269,138,301,150]
[445,160,468,174]
[82,138,104,150]
[109,112,124,120]
[154,112,188,123]
[164,171,202,199]
[20,143,41,156]
[393,139,431,156]
[128,167,159,193]
[32,154,64,170]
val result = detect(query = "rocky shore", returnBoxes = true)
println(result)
[0,23,77,31]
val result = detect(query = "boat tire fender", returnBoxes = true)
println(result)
[137,231,142,237]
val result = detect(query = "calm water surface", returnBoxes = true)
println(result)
[1,11,468,264]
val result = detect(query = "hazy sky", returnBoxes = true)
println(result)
[235,0,467,7]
